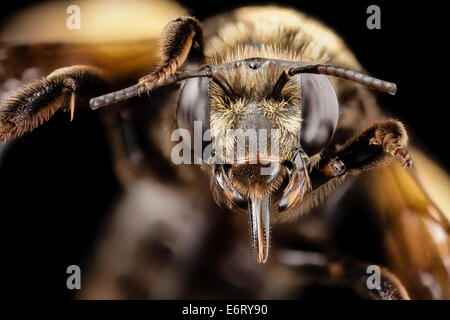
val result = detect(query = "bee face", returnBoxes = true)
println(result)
[208,62,302,203]
[206,59,338,195]
[176,58,340,262]
[177,58,340,207]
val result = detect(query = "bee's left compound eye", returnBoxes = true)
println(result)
[300,75,339,156]
[176,77,210,158]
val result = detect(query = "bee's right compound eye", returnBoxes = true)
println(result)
[176,77,211,158]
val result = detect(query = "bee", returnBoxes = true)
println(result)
[0,1,449,299]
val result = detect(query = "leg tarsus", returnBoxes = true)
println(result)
[309,119,412,190]
[368,120,413,169]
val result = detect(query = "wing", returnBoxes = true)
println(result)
[362,155,450,299]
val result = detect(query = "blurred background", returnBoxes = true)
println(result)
[0,0,448,299]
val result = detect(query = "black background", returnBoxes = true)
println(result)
[0,0,448,300]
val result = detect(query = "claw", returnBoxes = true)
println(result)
[70,91,76,122]
[369,137,380,145]
[399,149,413,169]
[137,72,162,96]
[370,130,413,170]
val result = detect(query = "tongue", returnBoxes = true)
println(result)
[248,195,271,263]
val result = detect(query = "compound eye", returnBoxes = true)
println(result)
[300,74,339,156]
[176,77,210,158]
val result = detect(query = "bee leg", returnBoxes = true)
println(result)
[309,119,411,189]
[137,16,203,94]
[0,65,107,144]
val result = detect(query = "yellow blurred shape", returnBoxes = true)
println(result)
[0,0,186,44]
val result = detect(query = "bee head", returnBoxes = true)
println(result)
[91,57,396,264]
[177,58,343,263]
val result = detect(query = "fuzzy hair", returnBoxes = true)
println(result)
[204,6,360,69]
[209,62,303,163]
[0,65,104,143]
